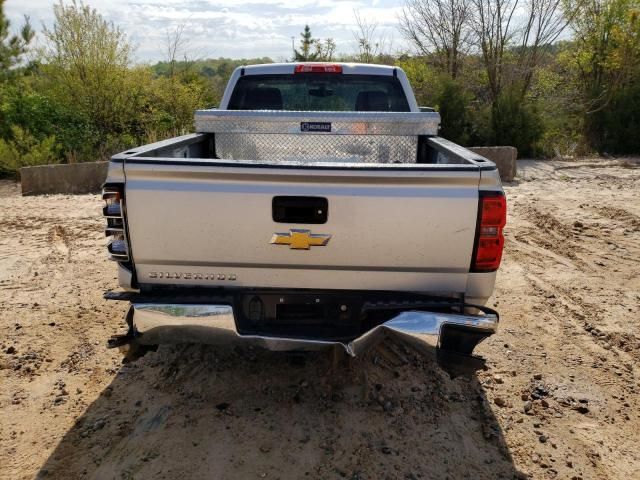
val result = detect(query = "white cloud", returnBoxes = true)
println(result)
[5,0,409,62]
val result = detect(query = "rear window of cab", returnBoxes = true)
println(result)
[227,74,410,112]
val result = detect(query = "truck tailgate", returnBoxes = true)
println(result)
[123,161,480,293]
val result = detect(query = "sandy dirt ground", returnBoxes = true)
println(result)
[1,158,639,480]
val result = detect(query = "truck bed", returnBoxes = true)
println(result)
[115,132,495,169]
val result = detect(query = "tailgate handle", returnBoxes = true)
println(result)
[272,196,328,224]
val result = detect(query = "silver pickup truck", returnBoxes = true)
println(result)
[104,63,506,367]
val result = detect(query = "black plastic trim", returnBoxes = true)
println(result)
[104,287,464,305]
[272,196,328,224]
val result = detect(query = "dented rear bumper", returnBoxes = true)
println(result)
[110,303,497,361]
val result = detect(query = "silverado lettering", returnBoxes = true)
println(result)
[148,272,237,281]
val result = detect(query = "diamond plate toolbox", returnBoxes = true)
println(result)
[194,110,441,164]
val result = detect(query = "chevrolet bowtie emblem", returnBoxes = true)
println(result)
[270,229,332,250]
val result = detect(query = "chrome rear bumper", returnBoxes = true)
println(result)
[126,303,498,357]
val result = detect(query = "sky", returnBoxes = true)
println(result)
[5,0,409,63]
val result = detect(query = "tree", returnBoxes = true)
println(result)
[0,0,34,80]
[464,0,569,155]
[41,0,139,158]
[563,0,640,150]
[471,0,520,101]
[399,0,473,78]
[564,0,640,111]
[315,38,336,61]
[165,23,186,78]
[293,25,335,62]
[294,25,318,61]
[471,0,568,101]
[516,0,569,96]
[353,11,385,63]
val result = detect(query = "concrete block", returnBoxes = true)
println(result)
[468,146,518,182]
[20,161,109,196]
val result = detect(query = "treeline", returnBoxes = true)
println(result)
[0,1,272,176]
[1,0,639,176]
[392,0,640,158]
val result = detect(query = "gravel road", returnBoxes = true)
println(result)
[1,158,639,479]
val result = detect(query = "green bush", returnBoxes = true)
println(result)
[537,111,586,158]
[0,79,102,162]
[490,89,544,157]
[466,102,492,148]
[436,79,472,145]
[0,84,56,140]
[396,57,440,107]
[0,126,58,176]
[529,63,587,158]
[593,78,640,154]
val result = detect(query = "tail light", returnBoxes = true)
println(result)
[471,192,506,272]
[102,185,129,262]
[294,64,343,74]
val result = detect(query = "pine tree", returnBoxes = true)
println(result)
[0,0,34,80]
[294,25,318,61]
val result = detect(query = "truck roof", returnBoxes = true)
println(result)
[241,62,400,76]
